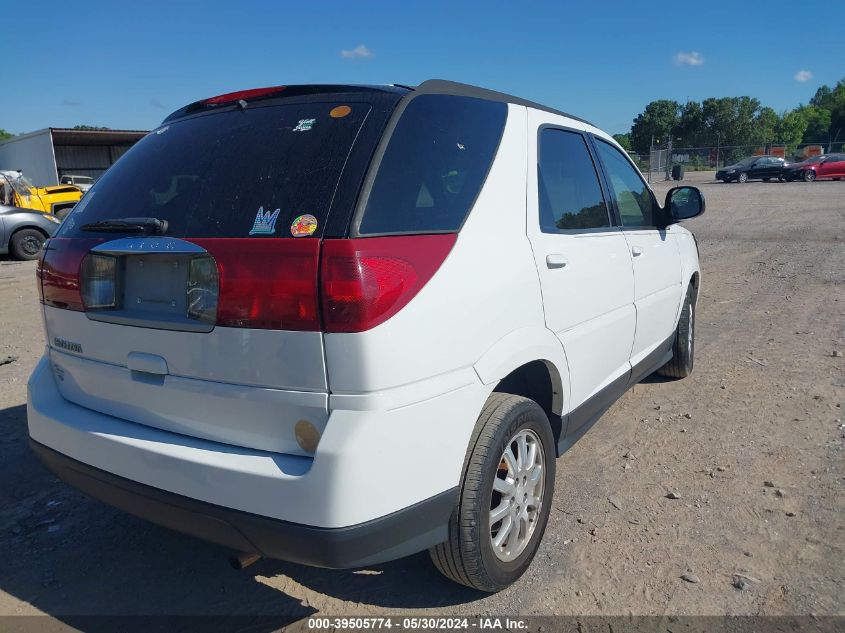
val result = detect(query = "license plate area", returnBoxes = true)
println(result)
[87,254,214,333]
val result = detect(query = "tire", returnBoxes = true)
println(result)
[737,172,748,183]
[658,283,696,379]
[803,170,816,182]
[54,206,73,220]
[429,393,555,592]
[9,228,46,261]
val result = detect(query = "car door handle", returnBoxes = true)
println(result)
[631,246,644,257]
[545,254,568,269]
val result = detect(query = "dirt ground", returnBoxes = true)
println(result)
[0,172,843,625]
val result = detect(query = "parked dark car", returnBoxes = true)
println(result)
[782,154,845,182]
[716,155,786,183]
[0,204,61,260]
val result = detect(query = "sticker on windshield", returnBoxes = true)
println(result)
[290,214,318,237]
[249,206,281,236]
[292,118,316,132]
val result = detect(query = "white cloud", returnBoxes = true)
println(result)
[674,51,704,66]
[340,44,374,60]
[794,70,813,82]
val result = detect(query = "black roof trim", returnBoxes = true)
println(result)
[412,79,594,127]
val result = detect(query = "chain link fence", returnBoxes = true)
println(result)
[631,141,844,182]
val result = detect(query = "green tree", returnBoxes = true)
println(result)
[755,107,779,144]
[797,105,832,143]
[0,128,12,141]
[630,99,680,153]
[806,77,845,145]
[677,101,704,146]
[612,133,631,150]
[73,125,111,131]
[701,96,762,147]
[774,110,808,149]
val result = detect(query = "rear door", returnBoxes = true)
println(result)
[40,94,397,456]
[526,114,636,420]
[592,137,682,370]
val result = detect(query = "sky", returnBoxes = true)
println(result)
[5,1,844,136]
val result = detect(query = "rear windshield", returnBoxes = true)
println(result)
[57,101,372,239]
[355,95,506,235]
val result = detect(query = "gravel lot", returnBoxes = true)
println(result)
[0,173,843,625]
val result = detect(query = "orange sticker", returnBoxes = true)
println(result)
[330,105,352,119]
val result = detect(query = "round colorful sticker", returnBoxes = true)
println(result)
[330,105,352,119]
[291,214,318,237]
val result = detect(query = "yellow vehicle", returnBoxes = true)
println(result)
[0,170,81,218]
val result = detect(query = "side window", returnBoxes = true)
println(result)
[356,95,507,235]
[537,128,609,231]
[594,139,656,228]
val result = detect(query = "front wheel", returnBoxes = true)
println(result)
[737,172,749,183]
[429,393,555,592]
[658,283,696,379]
[803,170,816,182]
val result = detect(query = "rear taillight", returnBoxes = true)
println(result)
[38,234,456,334]
[80,253,118,309]
[38,238,102,311]
[320,235,457,333]
[191,239,320,330]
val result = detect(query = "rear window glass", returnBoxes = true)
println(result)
[57,101,371,239]
[355,95,506,235]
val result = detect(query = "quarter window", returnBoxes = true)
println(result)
[537,129,609,231]
[594,139,656,228]
[356,95,506,235]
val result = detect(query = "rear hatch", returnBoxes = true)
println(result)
[38,88,401,456]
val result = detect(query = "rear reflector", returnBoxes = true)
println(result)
[202,86,286,105]
[191,238,320,330]
[320,234,457,333]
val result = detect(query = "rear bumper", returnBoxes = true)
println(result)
[30,439,455,568]
[27,354,485,566]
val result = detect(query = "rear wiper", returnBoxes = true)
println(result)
[80,217,168,234]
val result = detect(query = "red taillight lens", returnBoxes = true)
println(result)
[38,238,103,311]
[320,234,457,333]
[191,238,320,330]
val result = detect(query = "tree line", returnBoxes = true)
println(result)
[614,77,845,155]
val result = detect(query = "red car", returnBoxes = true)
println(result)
[783,153,845,181]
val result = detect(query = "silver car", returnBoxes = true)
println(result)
[0,204,61,260]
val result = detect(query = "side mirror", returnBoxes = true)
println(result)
[665,186,705,222]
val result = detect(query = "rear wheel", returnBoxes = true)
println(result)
[737,172,748,183]
[9,228,46,261]
[429,393,555,592]
[658,283,696,379]
[803,170,816,182]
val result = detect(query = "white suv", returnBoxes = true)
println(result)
[27,81,703,592]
